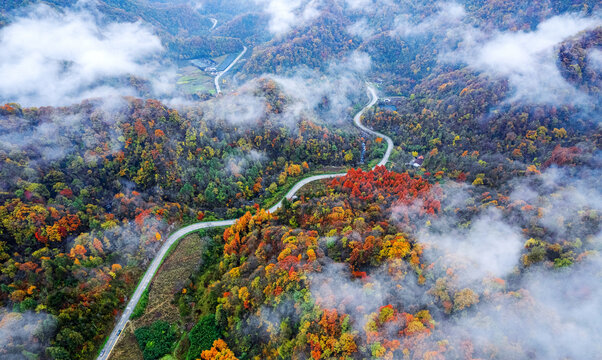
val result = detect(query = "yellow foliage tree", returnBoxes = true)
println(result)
[453,288,479,311]
[287,164,302,177]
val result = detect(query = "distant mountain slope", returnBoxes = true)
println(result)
[213,12,271,45]
[0,0,226,59]
[1,0,212,35]
[244,13,356,74]
[558,26,602,95]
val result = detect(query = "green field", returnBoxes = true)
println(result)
[176,66,214,94]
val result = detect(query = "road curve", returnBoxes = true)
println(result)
[98,85,386,360]
[267,85,389,213]
[354,86,393,167]
[209,18,218,30]
[214,46,248,95]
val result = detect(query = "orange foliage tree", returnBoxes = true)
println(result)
[200,339,239,360]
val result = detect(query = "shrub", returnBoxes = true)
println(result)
[187,315,220,360]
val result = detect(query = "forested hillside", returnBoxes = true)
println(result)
[0,78,386,358]
[0,0,600,359]
[153,162,600,360]
[0,0,244,61]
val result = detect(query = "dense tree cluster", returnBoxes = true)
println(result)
[0,78,380,358]
[168,36,244,61]
[0,1,600,359]
[244,13,356,74]
[213,13,271,45]
[364,69,600,188]
[168,168,444,359]
[134,320,177,360]
[167,157,599,359]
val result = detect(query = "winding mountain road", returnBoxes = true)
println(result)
[98,84,388,360]
[355,86,393,167]
[214,46,247,95]
[267,86,385,212]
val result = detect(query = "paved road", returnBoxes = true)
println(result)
[97,220,235,360]
[209,18,218,30]
[98,84,386,360]
[267,85,388,212]
[354,86,393,167]
[214,46,247,95]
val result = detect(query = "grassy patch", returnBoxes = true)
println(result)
[137,233,206,326]
[173,332,190,360]
[112,231,220,360]
[108,322,142,360]
[96,336,109,358]
[175,69,213,94]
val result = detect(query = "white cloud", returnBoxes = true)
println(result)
[254,0,322,36]
[203,51,371,128]
[390,2,601,104]
[0,3,165,106]
[512,167,602,238]
[268,51,372,125]
[347,18,376,39]
[466,14,601,103]
[443,253,602,359]
[0,96,128,168]
[393,2,466,37]
[589,48,602,71]
[344,0,373,10]
[0,310,56,357]
[225,150,267,176]
[205,90,267,126]
[421,208,524,285]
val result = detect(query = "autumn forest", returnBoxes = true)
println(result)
[0,1,600,360]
